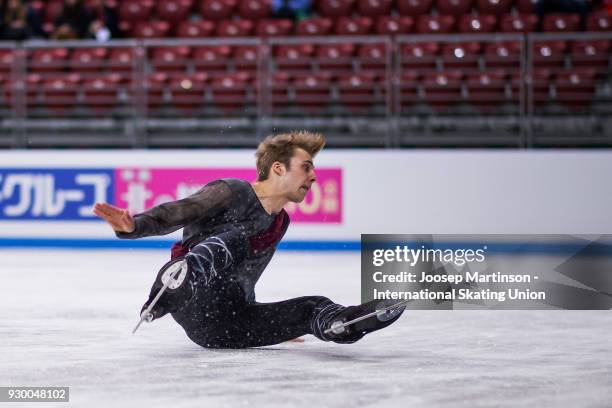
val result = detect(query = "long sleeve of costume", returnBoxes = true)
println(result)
[115,180,233,239]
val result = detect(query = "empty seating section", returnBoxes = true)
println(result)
[0,0,608,118]
[29,0,609,38]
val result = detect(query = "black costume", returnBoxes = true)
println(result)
[117,178,361,348]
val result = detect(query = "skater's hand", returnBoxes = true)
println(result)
[93,203,135,233]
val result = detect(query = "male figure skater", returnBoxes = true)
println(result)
[94,131,404,348]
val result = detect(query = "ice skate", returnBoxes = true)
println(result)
[133,256,195,333]
[323,299,407,343]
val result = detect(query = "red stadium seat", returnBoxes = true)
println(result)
[531,69,553,105]
[108,48,135,72]
[30,48,69,73]
[375,16,415,35]
[145,72,169,109]
[317,0,355,17]
[216,20,254,37]
[499,14,538,33]
[82,73,124,112]
[292,72,332,111]
[358,43,388,71]
[156,0,193,23]
[41,73,81,114]
[416,15,456,34]
[0,72,11,109]
[24,73,43,108]
[475,0,512,15]
[193,45,233,71]
[70,48,109,72]
[118,21,133,36]
[132,21,171,38]
[587,12,612,31]
[337,71,378,112]
[274,44,316,71]
[168,72,208,113]
[151,46,191,73]
[422,71,464,108]
[0,49,13,73]
[316,43,356,72]
[210,71,252,111]
[238,0,271,19]
[269,71,292,108]
[483,41,522,69]
[235,45,259,71]
[176,20,216,37]
[511,69,551,104]
[256,19,293,36]
[465,70,508,109]
[200,0,237,20]
[296,18,333,36]
[515,0,537,14]
[357,0,393,16]
[533,40,567,67]
[400,42,440,69]
[397,0,434,16]
[458,15,498,33]
[119,0,154,21]
[555,69,596,108]
[335,17,373,35]
[441,42,482,69]
[437,0,473,15]
[542,13,581,32]
[570,40,610,71]
[398,71,420,108]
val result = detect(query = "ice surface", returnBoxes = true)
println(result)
[1,250,611,407]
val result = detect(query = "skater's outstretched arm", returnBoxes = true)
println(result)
[94,180,234,239]
[94,203,135,233]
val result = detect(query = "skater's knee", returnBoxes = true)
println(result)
[309,296,335,309]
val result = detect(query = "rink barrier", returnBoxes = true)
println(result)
[2,238,611,254]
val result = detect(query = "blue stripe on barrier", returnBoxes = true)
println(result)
[0,238,360,251]
[0,238,610,254]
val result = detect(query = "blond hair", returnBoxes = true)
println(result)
[255,131,325,181]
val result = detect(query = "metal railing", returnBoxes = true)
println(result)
[0,32,610,149]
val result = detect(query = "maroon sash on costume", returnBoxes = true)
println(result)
[171,241,189,259]
[169,209,289,259]
[249,209,289,255]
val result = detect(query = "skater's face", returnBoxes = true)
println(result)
[276,148,317,203]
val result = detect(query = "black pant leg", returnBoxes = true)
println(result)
[173,279,341,349]
[228,295,337,348]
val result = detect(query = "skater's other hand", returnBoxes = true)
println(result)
[93,203,135,233]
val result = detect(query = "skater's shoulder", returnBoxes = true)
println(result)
[209,178,259,202]
[215,178,254,194]
[199,178,246,192]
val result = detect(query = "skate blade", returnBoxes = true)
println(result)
[131,267,179,334]
[323,300,409,335]
[132,312,153,334]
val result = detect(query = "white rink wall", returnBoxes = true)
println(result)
[1,150,611,244]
